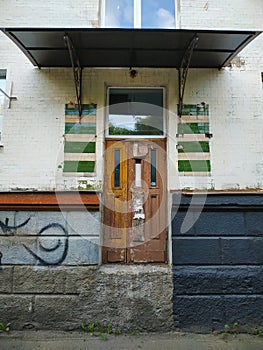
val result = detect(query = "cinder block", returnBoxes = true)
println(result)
[0,266,13,293]
[14,211,38,235]
[0,211,16,235]
[13,266,65,294]
[173,266,263,295]
[34,295,81,330]
[63,266,97,294]
[173,296,225,331]
[0,236,37,264]
[222,237,263,264]
[62,237,99,265]
[66,211,100,236]
[172,237,221,264]
[173,210,263,237]
[37,212,67,233]
[35,236,99,266]
[174,295,263,332]
[223,295,263,327]
[245,212,263,235]
[0,295,35,329]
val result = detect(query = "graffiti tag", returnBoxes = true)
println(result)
[0,218,69,266]
[23,223,69,266]
[0,217,31,234]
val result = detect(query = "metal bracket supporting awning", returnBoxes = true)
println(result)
[178,35,199,118]
[64,33,83,117]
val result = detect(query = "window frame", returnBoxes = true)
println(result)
[0,70,7,146]
[0,70,7,107]
[100,0,180,29]
[105,86,167,139]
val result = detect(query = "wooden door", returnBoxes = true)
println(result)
[103,139,167,263]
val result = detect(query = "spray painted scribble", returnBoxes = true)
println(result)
[0,217,31,234]
[23,223,69,266]
[0,216,69,266]
[0,217,31,264]
[0,211,99,266]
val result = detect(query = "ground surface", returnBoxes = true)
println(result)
[0,331,263,350]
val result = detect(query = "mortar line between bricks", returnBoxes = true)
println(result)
[0,293,80,297]
[174,294,263,298]
[172,265,263,268]
[0,234,100,237]
[1,264,99,267]
[173,263,263,266]
[32,295,36,321]
[172,236,263,239]
[11,265,14,294]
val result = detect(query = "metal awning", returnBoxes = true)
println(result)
[1,28,261,69]
[1,28,261,116]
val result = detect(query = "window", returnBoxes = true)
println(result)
[107,88,165,137]
[63,103,97,175]
[114,149,121,187]
[0,70,6,108]
[102,0,176,28]
[0,70,6,146]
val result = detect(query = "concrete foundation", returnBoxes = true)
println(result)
[0,265,174,332]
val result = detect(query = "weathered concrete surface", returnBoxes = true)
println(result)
[0,265,173,332]
[0,331,262,350]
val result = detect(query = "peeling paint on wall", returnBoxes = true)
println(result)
[78,179,102,191]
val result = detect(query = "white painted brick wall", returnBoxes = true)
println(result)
[0,0,99,27]
[0,1,262,191]
[180,0,263,31]
[179,1,263,189]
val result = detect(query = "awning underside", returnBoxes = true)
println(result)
[1,28,261,69]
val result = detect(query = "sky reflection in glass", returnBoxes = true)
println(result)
[104,0,175,28]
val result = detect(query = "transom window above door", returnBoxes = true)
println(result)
[101,0,177,29]
[107,88,165,137]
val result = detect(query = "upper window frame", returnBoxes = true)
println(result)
[100,0,180,29]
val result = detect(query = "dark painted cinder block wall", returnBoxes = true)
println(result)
[172,193,263,332]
